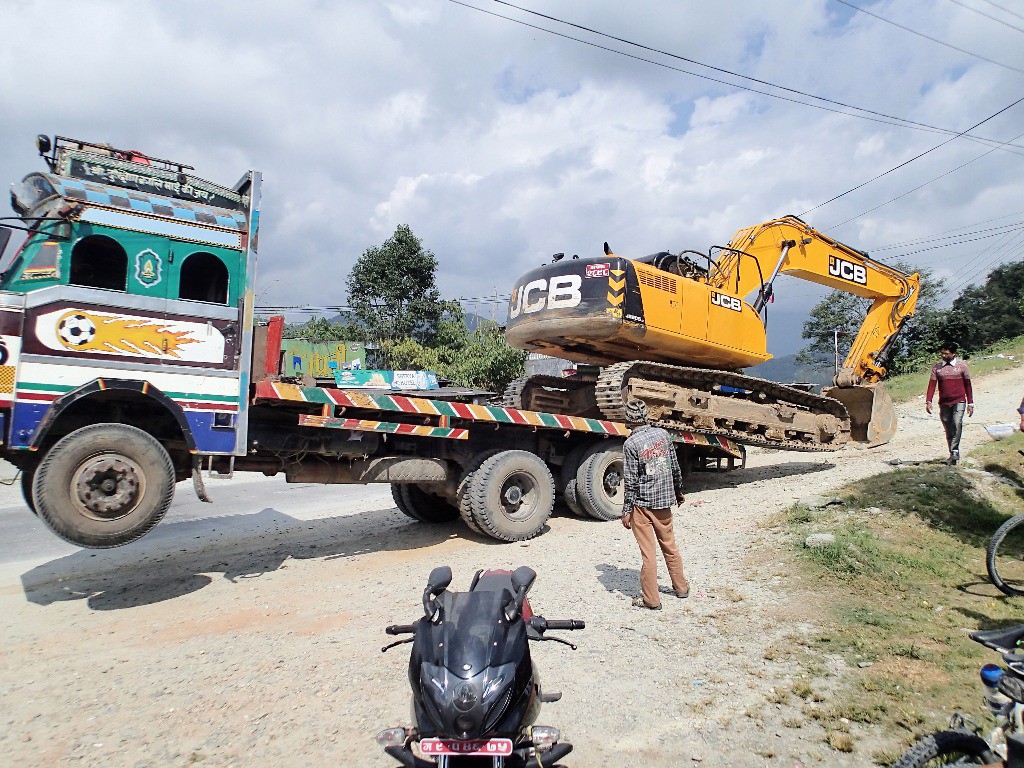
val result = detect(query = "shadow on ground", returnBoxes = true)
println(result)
[596,562,641,599]
[686,460,835,493]
[19,504,484,611]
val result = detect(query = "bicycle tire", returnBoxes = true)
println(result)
[988,513,1024,597]
[891,729,999,768]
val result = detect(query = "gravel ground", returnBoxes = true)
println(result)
[0,366,1021,768]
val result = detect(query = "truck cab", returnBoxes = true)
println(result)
[0,135,261,546]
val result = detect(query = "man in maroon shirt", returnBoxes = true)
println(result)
[925,342,974,465]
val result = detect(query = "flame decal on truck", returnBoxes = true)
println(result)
[35,309,226,363]
[53,311,198,356]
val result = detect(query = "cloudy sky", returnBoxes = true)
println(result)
[1,0,1022,355]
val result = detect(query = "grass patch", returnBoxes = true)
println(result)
[775,434,1024,753]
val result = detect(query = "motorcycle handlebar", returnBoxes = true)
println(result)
[541,619,585,631]
[385,624,416,635]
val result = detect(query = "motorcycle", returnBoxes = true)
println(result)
[376,565,585,767]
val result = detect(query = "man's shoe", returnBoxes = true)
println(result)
[675,588,690,599]
[631,598,662,610]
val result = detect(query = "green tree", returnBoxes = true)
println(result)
[796,263,946,377]
[346,224,451,346]
[937,260,1024,352]
[448,321,527,393]
[287,316,361,343]
[380,317,526,394]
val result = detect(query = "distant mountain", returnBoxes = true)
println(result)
[746,353,834,388]
[464,312,490,332]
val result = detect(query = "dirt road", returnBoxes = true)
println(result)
[1,367,1020,767]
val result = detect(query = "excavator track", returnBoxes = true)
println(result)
[502,374,600,417]
[595,361,851,452]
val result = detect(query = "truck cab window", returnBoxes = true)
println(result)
[179,251,228,304]
[69,235,128,291]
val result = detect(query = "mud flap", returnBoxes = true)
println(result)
[822,382,897,447]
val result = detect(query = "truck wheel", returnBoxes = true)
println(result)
[576,441,625,521]
[398,484,459,524]
[469,450,554,542]
[560,444,590,518]
[455,450,503,535]
[20,463,38,515]
[33,424,175,548]
[391,483,419,521]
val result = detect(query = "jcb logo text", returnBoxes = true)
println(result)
[828,256,867,285]
[509,275,583,319]
[711,292,742,312]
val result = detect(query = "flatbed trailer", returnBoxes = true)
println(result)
[240,377,742,542]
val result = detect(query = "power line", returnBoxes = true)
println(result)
[797,96,1024,216]
[891,224,1024,259]
[826,130,1024,229]
[976,0,1024,23]
[833,0,1024,75]
[942,0,1024,35]
[942,228,1024,295]
[869,212,1024,250]
[449,0,1024,151]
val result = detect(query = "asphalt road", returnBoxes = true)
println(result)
[0,461,397,569]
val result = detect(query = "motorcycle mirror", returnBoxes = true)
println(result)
[423,566,453,623]
[510,566,536,594]
[426,566,453,594]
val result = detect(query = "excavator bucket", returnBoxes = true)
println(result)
[822,382,898,448]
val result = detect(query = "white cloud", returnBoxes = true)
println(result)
[0,0,1020,356]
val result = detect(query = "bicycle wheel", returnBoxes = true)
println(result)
[988,513,1024,597]
[892,730,999,768]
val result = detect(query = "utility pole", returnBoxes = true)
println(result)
[833,328,843,375]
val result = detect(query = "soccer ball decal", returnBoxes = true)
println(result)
[57,313,97,347]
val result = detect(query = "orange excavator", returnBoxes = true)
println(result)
[503,215,920,450]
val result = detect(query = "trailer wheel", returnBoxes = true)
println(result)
[391,483,419,521]
[469,450,555,542]
[560,444,590,518]
[20,463,38,515]
[33,424,175,548]
[455,450,503,534]
[576,441,625,522]
[397,484,459,524]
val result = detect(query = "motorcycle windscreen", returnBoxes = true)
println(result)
[442,591,527,679]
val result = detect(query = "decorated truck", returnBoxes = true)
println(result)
[0,135,742,548]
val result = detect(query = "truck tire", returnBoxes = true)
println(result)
[560,444,590,518]
[33,424,175,548]
[20,464,38,515]
[468,450,555,542]
[576,441,625,522]
[455,450,503,535]
[391,483,419,521]
[397,484,459,524]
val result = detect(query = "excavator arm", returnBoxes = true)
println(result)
[710,215,920,385]
[709,216,919,446]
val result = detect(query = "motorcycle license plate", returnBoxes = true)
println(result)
[420,738,513,756]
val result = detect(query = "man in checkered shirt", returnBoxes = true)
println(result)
[620,399,690,610]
